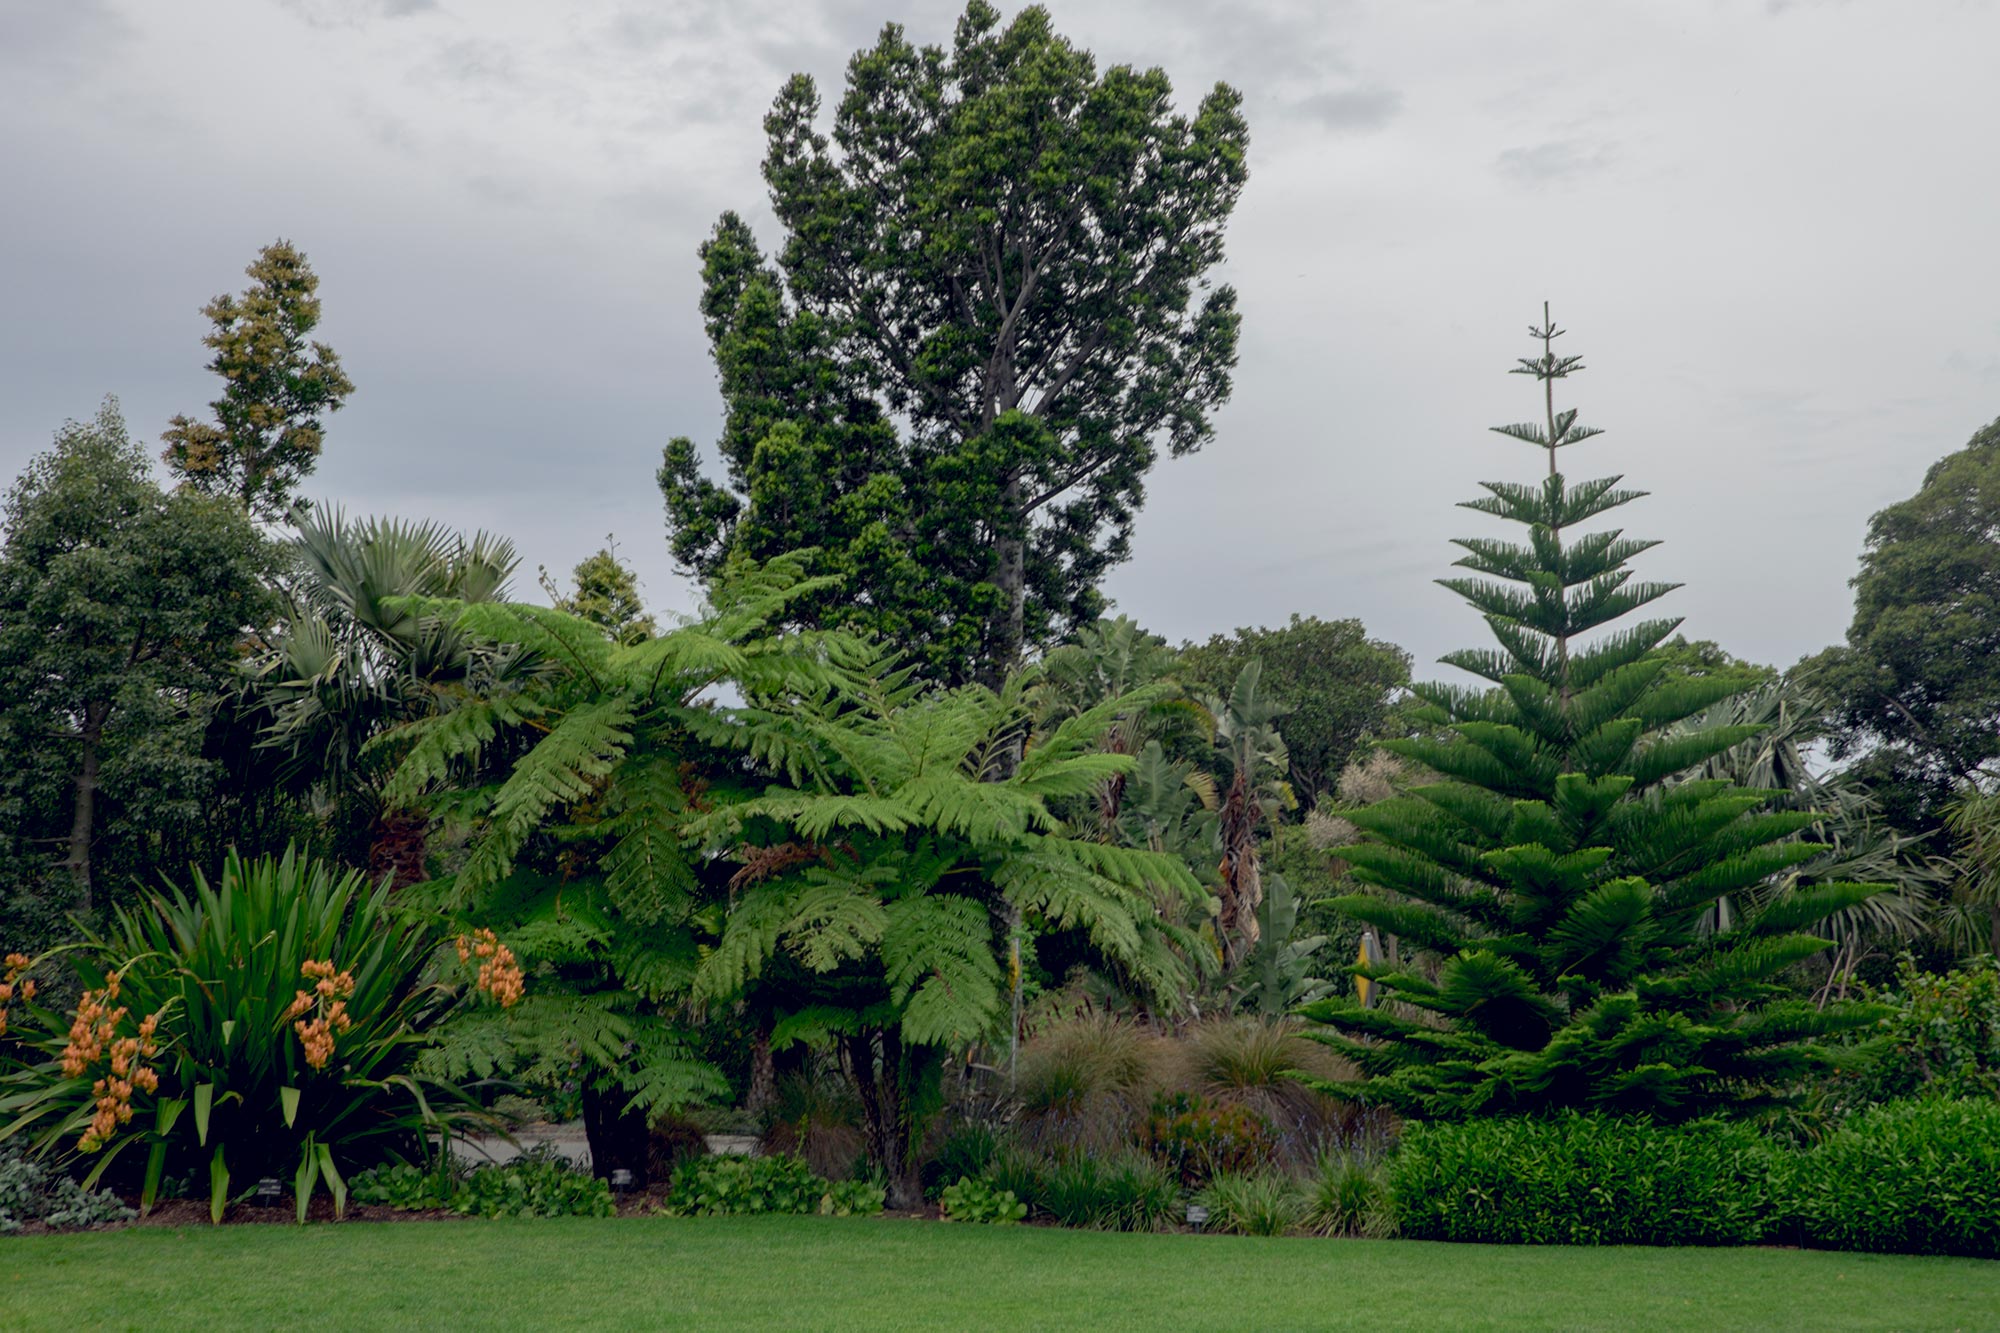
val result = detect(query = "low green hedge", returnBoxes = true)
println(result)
[1776,1099,2000,1257]
[1388,1113,1774,1247]
[1387,1102,2000,1257]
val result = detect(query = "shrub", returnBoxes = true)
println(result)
[0,848,488,1224]
[0,1146,133,1233]
[984,1147,1047,1215]
[1388,1114,1772,1246]
[1853,956,2000,1103]
[648,1112,710,1180]
[1174,1018,1360,1165]
[661,1152,879,1217]
[818,1177,886,1217]
[939,1175,1026,1225]
[454,1147,614,1219]
[1196,1171,1308,1237]
[1036,1152,1179,1232]
[1137,1093,1273,1187]
[1775,1100,2000,1257]
[1305,1151,1391,1238]
[349,1160,456,1211]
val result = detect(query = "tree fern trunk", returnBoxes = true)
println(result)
[843,1028,925,1210]
[580,1082,651,1186]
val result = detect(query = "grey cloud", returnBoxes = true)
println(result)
[1945,350,2000,381]
[0,0,129,77]
[1495,138,1616,184]
[278,0,436,27]
[1293,85,1402,131]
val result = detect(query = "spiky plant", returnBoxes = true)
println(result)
[1298,309,1888,1120]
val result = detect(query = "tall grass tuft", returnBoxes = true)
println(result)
[1304,1150,1393,1237]
[1035,1152,1179,1232]
[1196,1170,1309,1237]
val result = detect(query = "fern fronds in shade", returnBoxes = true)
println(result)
[1298,310,1889,1121]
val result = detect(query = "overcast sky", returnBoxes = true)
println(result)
[4,0,1997,678]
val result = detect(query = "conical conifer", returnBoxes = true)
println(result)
[1301,310,1886,1119]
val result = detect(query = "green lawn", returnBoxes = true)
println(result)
[3,1215,1996,1332]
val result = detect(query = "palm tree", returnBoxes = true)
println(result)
[1670,676,1946,987]
[254,510,523,882]
[1943,791,2000,957]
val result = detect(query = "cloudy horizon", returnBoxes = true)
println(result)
[4,0,1997,679]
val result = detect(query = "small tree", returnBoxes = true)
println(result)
[1300,311,1887,1120]
[542,542,657,646]
[161,240,354,520]
[1178,615,1411,804]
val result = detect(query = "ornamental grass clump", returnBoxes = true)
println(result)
[0,847,493,1223]
[1301,312,1889,1121]
[1035,1151,1179,1232]
[1195,1171,1309,1237]
[1011,1016,1166,1153]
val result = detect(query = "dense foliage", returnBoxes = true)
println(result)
[1301,313,1888,1120]
[663,1153,885,1218]
[1775,1099,2000,1257]
[1389,1113,1773,1246]
[1176,616,1411,803]
[1850,955,2000,1101]
[939,1174,1026,1224]
[0,1145,133,1233]
[7,4,2000,1262]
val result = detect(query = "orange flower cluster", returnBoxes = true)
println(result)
[0,952,34,1039]
[62,973,125,1078]
[60,971,165,1152]
[288,959,356,1071]
[455,929,523,1008]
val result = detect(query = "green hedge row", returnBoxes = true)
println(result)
[1389,1100,2000,1257]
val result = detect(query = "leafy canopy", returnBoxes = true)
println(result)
[1801,415,2000,827]
[662,1,1248,681]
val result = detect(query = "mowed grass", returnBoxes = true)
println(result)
[4,1215,1997,1332]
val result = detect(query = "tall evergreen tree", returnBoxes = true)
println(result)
[661,2,1247,684]
[1300,311,1887,1120]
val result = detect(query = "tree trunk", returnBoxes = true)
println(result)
[367,806,430,888]
[989,474,1027,689]
[1215,768,1263,972]
[841,1028,925,1211]
[746,1027,776,1121]
[580,1083,652,1186]
[63,699,111,913]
